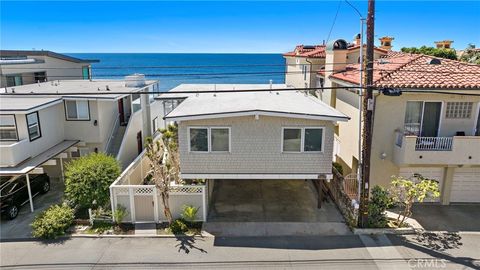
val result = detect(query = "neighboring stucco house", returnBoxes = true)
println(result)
[0,50,98,87]
[283,35,389,91]
[316,47,480,204]
[0,75,164,212]
[160,85,349,205]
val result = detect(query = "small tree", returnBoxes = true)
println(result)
[366,185,391,228]
[145,123,181,224]
[65,153,121,209]
[389,175,440,227]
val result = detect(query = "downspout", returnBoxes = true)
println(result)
[305,58,313,96]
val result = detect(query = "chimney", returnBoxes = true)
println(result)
[354,33,361,46]
[434,40,454,49]
[379,36,394,51]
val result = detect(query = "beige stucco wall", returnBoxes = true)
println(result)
[284,56,325,89]
[0,55,89,87]
[335,89,361,170]
[370,92,480,188]
[178,115,335,175]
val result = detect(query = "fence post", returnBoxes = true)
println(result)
[153,186,159,223]
[109,186,116,222]
[129,187,136,222]
[202,186,207,221]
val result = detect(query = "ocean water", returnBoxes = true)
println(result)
[68,53,285,91]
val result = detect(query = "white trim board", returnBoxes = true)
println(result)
[180,173,333,180]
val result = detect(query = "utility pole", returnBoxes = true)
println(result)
[359,0,375,228]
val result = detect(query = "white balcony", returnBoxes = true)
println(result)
[0,139,30,167]
[393,131,480,166]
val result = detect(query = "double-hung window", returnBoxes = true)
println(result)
[282,127,323,152]
[0,115,18,141]
[189,127,230,152]
[26,112,41,141]
[65,100,90,120]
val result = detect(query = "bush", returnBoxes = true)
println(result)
[113,205,127,224]
[332,162,343,175]
[31,204,74,239]
[181,205,199,225]
[65,153,121,209]
[169,219,187,234]
[366,186,391,228]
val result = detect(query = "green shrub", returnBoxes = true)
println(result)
[113,205,127,224]
[332,162,343,175]
[65,153,121,209]
[181,205,199,225]
[169,219,187,234]
[31,204,75,239]
[366,185,391,228]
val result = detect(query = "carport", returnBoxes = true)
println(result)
[0,140,79,212]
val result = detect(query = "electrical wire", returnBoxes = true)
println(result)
[326,0,343,44]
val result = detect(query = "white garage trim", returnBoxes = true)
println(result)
[450,167,480,203]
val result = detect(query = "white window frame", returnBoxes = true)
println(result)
[0,114,18,141]
[65,100,90,121]
[404,100,444,137]
[187,126,231,153]
[281,127,325,153]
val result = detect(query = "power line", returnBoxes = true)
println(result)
[326,0,343,44]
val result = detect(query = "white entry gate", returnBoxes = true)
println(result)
[110,184,207,223]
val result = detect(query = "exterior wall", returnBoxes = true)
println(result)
[335,89,361,170]
[0,103,65,166]
[178,115,335,176]
[346,49,386,65]
[284,56,325,89]
[370,92,480,190]
[0,55,89,87]
[63,99,102,145]
[97,99,119,149]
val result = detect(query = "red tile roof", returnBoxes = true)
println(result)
[283,45,326,58]
[327,52,480,89]
[347,44,389,54]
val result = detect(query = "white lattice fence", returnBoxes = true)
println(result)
[110,184,206,223]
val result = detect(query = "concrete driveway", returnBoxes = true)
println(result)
[204,179,350,236]
[411,204,480,232]
[0,178,64,240]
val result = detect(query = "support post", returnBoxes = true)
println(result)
[359,0,376,228]
[25,173,34,212]
[153,186,159,223]
[202,186,207,222]
[60,157,64,182]
[129,187,136,222]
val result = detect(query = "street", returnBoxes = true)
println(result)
[1,233,479,269]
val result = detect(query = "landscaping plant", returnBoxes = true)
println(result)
[181,205,199,226]
[168,219,188,234]
[31,204,75,239]
[145,123,181,225]
[64,152,121,209]
[389,175,440,227]
[113,205,127,225]
[366,185,391,228]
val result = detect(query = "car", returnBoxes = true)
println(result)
[0,174,51,220]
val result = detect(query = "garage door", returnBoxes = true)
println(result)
[450,167,480,203]
[399,167,444,202]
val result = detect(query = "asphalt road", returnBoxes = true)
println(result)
[1,233,479,269]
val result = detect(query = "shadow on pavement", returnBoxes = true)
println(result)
[175,235,208,254]
[213,235,364,250]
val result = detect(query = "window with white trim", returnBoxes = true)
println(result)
[26,112,41,141]
[445,102,473,119]
[282,127,324,152]
[65,100,90,120]
[189,127,230,152]
[0,115,18,140]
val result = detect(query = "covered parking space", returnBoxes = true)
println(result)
[207,179,345,223]
[0,140,79,213]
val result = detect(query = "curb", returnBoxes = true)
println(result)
[69,230,214,238]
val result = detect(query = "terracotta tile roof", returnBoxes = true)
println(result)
[347,44,389,54]
[283,45,326,58]
[328,52,480,89]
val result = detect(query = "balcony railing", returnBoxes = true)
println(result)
[415,137,453,151]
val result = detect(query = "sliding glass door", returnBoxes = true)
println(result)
[404,101,442,137]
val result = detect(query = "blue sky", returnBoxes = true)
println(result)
[1,1,479,53]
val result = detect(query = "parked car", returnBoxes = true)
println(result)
[0,174,50,220]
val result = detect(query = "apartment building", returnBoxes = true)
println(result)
[314,39,480,204]
[0,50,98,87]
[0,75,164,211]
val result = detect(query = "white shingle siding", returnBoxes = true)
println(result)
[178,116,334,175]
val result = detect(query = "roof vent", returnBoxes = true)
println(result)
[428,58,441,65]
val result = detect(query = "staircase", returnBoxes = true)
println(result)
[106,125,127,157]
